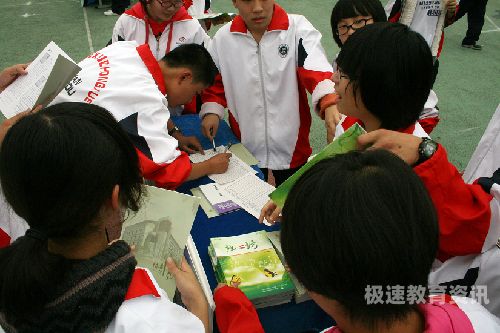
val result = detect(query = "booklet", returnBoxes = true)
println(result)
[120,185,200,300]
[209,231,295,308]
[199,183,241,215]
[0,41,80,119]
[269,123,366,208]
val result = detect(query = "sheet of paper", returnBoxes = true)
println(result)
[189,146,257,185]
[120,185,200,300]
[0,41,80,118]
[229,143,259,166]
[191,187,219,218]
[219,173,275,219]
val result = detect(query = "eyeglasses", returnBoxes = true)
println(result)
[156,0,183,10]
[336,18,373,36]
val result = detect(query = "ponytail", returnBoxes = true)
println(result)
[0,236,68,321]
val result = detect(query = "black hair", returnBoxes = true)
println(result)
[281,150,438,328]
[161,43,219,86]
[0,102,144,320]
[336,22,433,130]
[330,0,387,48]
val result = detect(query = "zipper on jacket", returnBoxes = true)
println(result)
[256,43,270,167]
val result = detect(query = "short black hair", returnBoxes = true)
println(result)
[0,102,144,319]
[161,43,219,86]
[337,22,433,130]
[281,150,438,328]
[330,0,387,47]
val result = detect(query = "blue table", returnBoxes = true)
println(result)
[173,115,334,333]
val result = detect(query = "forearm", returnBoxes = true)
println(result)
[187,161,212,181]
[188,301,210,333]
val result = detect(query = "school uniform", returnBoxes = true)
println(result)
[200,4,336,171]
[107,267,205,332]
[51,41,192,190]
[112,3,209,60]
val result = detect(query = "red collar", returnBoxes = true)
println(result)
[136,44,167,95]
[230,4,289,33]
[125,268,161,300]
[125,2,192,22]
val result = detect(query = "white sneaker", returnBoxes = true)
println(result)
[103,9,118,16]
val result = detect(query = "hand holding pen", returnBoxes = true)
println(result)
[210,127,216,152]
[201,114,220,146]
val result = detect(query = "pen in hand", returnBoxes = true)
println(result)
[224,142,232,153]
[210,127,216,152]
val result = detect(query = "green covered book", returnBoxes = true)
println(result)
[209,231,295,307]
[269,123,366,207]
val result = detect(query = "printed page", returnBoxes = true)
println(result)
[190,146,257,185]
[220,173,275,219]
[0,41,79,118]
[120,185,200,300]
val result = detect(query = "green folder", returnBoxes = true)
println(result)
[269,123,366,208]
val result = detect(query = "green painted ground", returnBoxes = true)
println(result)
[0,0,498,169]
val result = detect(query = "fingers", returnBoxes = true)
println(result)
[31,104,43,113]
[180,256,194,273]
[166,257,180,276]
[356,130,383,149]
[181,145,197,155]
[326,127,335,144]
[12,64,28,76]
[191,140,204,154]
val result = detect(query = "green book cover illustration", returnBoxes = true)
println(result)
[209,231,294,301]
[269,123,366,207]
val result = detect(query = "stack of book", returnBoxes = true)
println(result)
[266,231,311,303]
[208,231,295,308]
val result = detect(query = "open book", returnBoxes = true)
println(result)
[120,185,200,300]
[0,41,80,119]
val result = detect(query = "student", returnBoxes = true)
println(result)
[111,0,210,114]
[260,22,431,223]
[51,42,230,190]
[261,23,493,266]
[0,102,276,332]
[112,0,209,60]
[387,0,457,85]
[330,0,439,134]
[279,150,500,332]
[200,0,339,186]
[358,128,500,317]
[0,103,210,332]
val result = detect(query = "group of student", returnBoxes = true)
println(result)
[0,0,499,332]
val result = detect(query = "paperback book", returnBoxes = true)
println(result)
[208,231,295,308]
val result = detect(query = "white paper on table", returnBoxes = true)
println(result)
[189,147,257,185]
[0,41,79,118]
[219,173,275,219]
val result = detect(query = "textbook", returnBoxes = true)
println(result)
[269,123,366,208]
[267,231,310,303]
[0,41,80,119]
[208,231,295,308]
[120,185,200,300]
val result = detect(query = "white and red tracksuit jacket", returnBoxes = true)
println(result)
[106,268,205,332]
[51,41,192,190]
[338,118,500,316]
[112,3,209,61]
[108,268,264,332]
[183,0,210,17]
[200,4,336,170]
